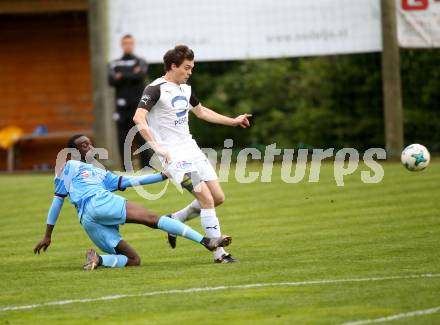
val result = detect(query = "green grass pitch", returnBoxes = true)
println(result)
[1,161,439,324]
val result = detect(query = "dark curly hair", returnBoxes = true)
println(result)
[163,45,194,72]
[66,134,85,149]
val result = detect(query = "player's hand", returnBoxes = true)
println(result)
[34,236,51,254]
[114,72,123,80]
[233,113,252,128]
[155,147,171,164]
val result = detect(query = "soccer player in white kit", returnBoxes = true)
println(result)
[133,45,251,263]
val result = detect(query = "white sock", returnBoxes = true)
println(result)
[200,208,220,237]
[200,208,227,259]
[214,247,227,260]
[172,200,201,222]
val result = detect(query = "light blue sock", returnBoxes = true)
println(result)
[158,216,203,243]
[100,255,128,268]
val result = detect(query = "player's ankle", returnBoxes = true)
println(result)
[200,237,211,249]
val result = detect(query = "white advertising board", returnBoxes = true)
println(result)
[108,0,383,63]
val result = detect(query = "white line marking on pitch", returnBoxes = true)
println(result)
[339,306,440,325]
[0,273,439,313]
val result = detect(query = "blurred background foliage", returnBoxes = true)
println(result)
[148,49,440,151]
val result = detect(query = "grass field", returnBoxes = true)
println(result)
[1,161,439,324]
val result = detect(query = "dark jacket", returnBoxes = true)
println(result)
[108,54,148,114]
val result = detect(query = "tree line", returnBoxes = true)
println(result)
[148,49,440,152]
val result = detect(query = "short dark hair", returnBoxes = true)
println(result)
[163,45,194,71]
[67,134,84,149]
[121,34,134,41]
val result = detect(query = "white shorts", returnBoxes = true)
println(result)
[159,140,217,185]
[165,158,218,186]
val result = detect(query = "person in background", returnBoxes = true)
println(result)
[109,34,151,170]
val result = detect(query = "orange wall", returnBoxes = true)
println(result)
[0,12,93,133]
[0,12,93,170]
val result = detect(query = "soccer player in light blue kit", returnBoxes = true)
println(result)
[34,135,231,270]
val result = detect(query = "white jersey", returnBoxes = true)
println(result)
[137,77,205,162]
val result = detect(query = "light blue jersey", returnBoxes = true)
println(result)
[54,160,122,219]
[47,160,167,254]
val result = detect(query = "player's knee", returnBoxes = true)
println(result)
[127,255,141,266]
[145,212,159,228]
[132,255,141,266]
[198,195,214,209]
[214,193,225,206]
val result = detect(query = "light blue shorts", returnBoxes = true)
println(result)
[81,191,127,254]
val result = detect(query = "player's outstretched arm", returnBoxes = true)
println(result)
[119,172,168,190]
[34,196,65,254]
[192,104,251,128]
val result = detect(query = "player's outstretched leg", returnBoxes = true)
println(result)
[125,202,231,252]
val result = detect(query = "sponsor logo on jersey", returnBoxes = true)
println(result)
[176,161,192,170]
[171,95,188,109]
[172,96,189,125]
[80,170,90,178]
[175,110,187,117]
[175,116,187,126]
[140,94,151,104]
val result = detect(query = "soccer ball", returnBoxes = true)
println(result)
[401,144,430,171]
